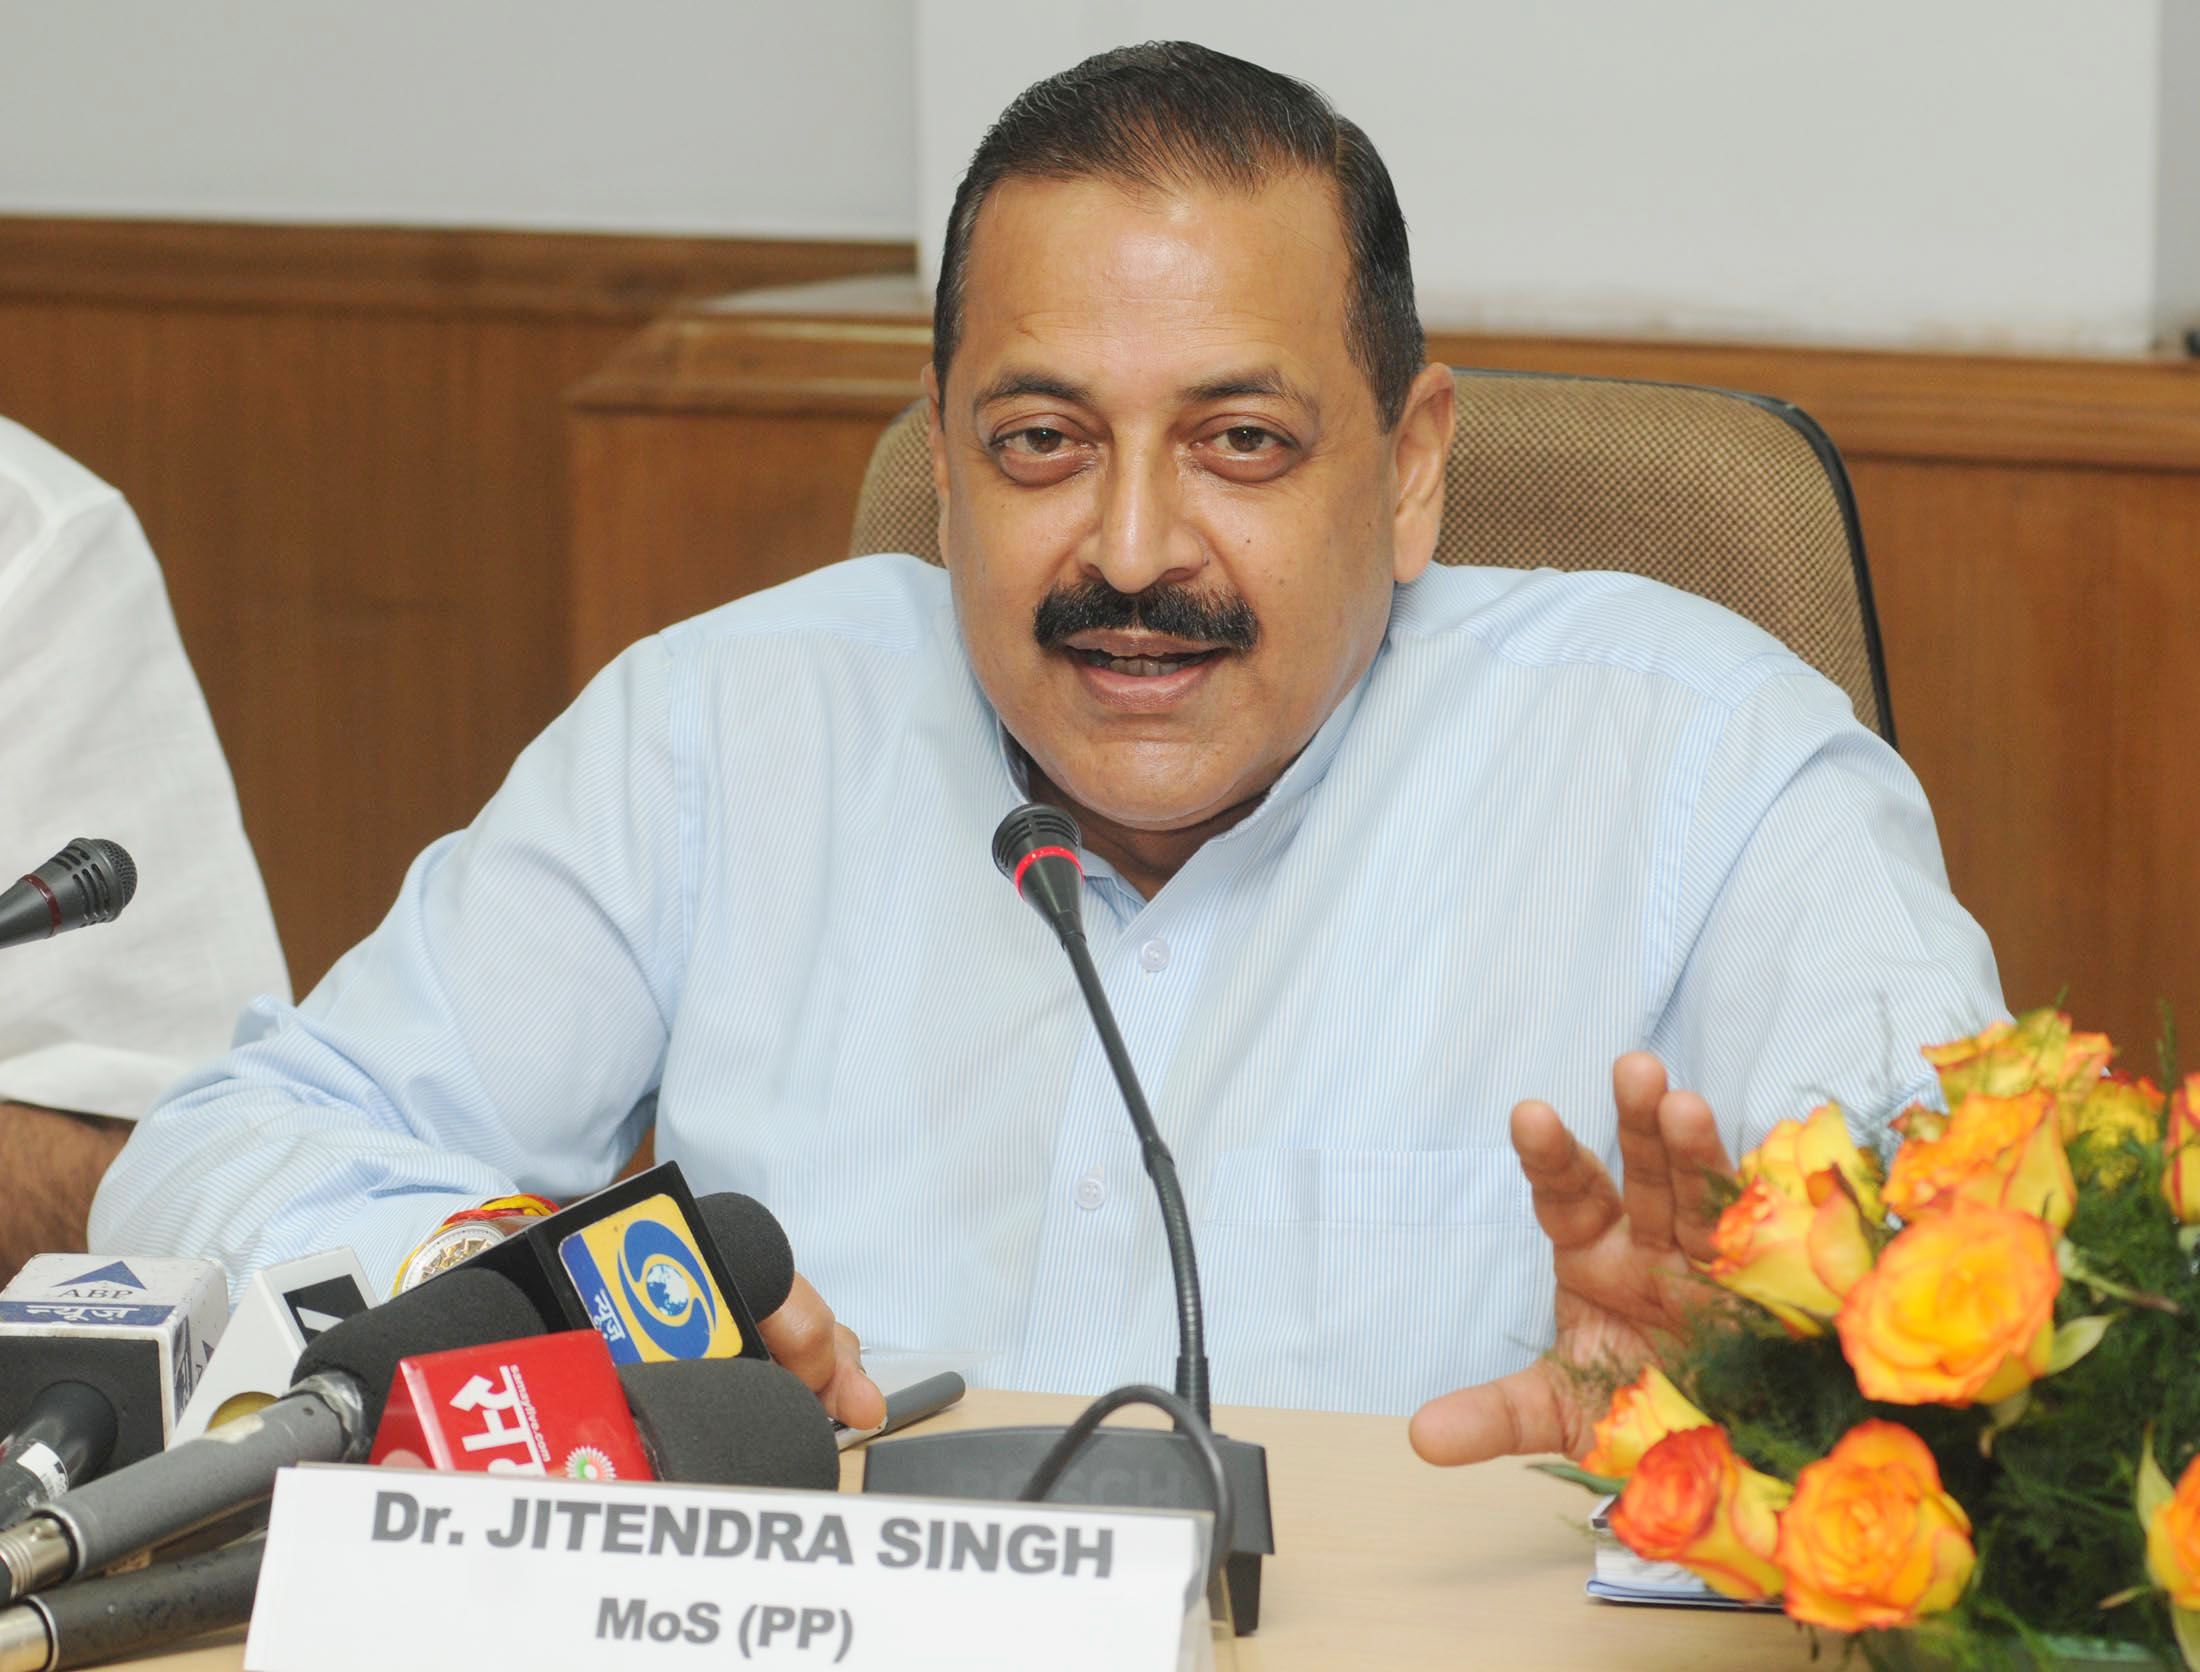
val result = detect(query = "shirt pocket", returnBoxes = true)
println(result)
[1197,1146,1545,1413]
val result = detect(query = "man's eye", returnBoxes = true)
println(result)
[1000,427,1068,456]
[1219,426,1277,454]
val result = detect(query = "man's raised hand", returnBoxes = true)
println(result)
[1407,1052,1733,1466]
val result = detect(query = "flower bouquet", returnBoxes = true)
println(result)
[1546,1009,2200,1670]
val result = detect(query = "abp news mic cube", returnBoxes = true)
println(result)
[0,1256,228,1468]
[452,1163,768,1365]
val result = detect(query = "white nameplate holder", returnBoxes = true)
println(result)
[245,1464,1215,1671]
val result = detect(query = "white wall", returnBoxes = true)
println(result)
[0,0,917,237]
[2158,0,2200,346]
[914,0,2190,355]
[3,1,2193,351]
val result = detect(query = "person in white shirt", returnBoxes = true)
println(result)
[0,415,289,1274]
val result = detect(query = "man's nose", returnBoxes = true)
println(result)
[1082,445,1205,597]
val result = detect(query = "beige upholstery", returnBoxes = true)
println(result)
[849,368,1893,741]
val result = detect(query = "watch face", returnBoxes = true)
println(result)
[393,1223,507,1293]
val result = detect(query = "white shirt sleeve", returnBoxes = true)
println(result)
[0,417,290,1121]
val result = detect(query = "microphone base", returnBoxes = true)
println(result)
[859,1425,1273,1634]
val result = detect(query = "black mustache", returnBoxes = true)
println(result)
[1032,580,1260,653]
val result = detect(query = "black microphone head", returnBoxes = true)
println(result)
[288,1267,541,1428]
[75,839,137,918]
[617,1358,839,1491]
[990,803,1084,940]
[990,803,1079,881]
[693,1193,795,1318]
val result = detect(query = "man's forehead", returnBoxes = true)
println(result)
[952,172,1356,409]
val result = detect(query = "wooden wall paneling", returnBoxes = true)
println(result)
[565,276,2200,1070]
[0,223,914,991]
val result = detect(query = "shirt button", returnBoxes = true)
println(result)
[1073,1168,1106,1211]
[1138,937,1170,973]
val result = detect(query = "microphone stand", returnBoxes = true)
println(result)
[860,805,1274,1634]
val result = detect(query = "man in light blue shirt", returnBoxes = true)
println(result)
[92,45,2000,1449]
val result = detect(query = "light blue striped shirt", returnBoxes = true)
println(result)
[91,555,2002,1415]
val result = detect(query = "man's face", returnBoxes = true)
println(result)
[930,171,1444,849]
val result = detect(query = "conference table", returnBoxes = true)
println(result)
[114,1390,1821,1669]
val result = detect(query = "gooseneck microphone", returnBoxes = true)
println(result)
[0,842,136,954]
[866,804,1273,1631]
[0,1269,541,1604]
[990,804,1211,1421]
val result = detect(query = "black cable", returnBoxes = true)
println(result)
[1059,930,1212,1423]
[1017,1383,1234,1601]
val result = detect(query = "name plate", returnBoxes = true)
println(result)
[244,1465,1211,1670]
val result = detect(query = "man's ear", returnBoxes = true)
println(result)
[1389,363,1456,585]
[922,363,951,559]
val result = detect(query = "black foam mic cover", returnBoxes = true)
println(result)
[617,1359,839,1491]
[289,1268,541,1428]
[692,1193,796,1318]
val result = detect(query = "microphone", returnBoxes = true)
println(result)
[0,843,135,954]
[616,1359,838,1492]
[988,804,1209,1417]
[169,1251,374,1445]
[368,1329,836,1492]
[864,805,1275,1634]
[0,1536,264,1672]
[0,1267,541,1603]
[428,1164,773,1366]
[369,1328,657,1483]
[0,1256,230,1525]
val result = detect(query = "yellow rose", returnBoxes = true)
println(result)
[1923,1008,2114,1109]
[1581,1365,1712,1478]
[1608,1424,1791,1602]
[2164,1075,2200,1225]
[1836,1208,2059,1406]
[1740,1102,1886,1222]
[1775,1420,1976,1630]
[2144,1449,2200,1608]
[1705,1174,1875,1337]
[1882,1090,2075,1233]
[2067,1071,2165,1186]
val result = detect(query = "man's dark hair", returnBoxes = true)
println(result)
[933,40,1424,428]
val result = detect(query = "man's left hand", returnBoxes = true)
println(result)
[1407,1052,1733,1466]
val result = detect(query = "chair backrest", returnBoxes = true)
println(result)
[848,368,1893,742]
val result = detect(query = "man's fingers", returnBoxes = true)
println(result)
[1659,1089,1736,1264]
[1408,1362,1578,1467]
[1613,1052,1679,1250]
[828,1321,887,1430]
[757,1273,885,1428]
[1510,1099,1622,1252]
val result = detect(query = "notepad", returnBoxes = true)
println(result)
[1585,1496,1781,1611]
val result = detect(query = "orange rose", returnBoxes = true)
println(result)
[2163,1075,2200,1225]
[1740,1102,1886,1222]
[1706,1175,1875,1337]
[1924,1008,2113,1110]
[1836,1209,2059,1406]
[1581,1365,1712,1478]
[1608,1425,1791,1602]
[2066,1070,2165,1185]
[1775,1420,1975,1630]
[1882,1090,2074,1233]
[2143,1448,2200,1608]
